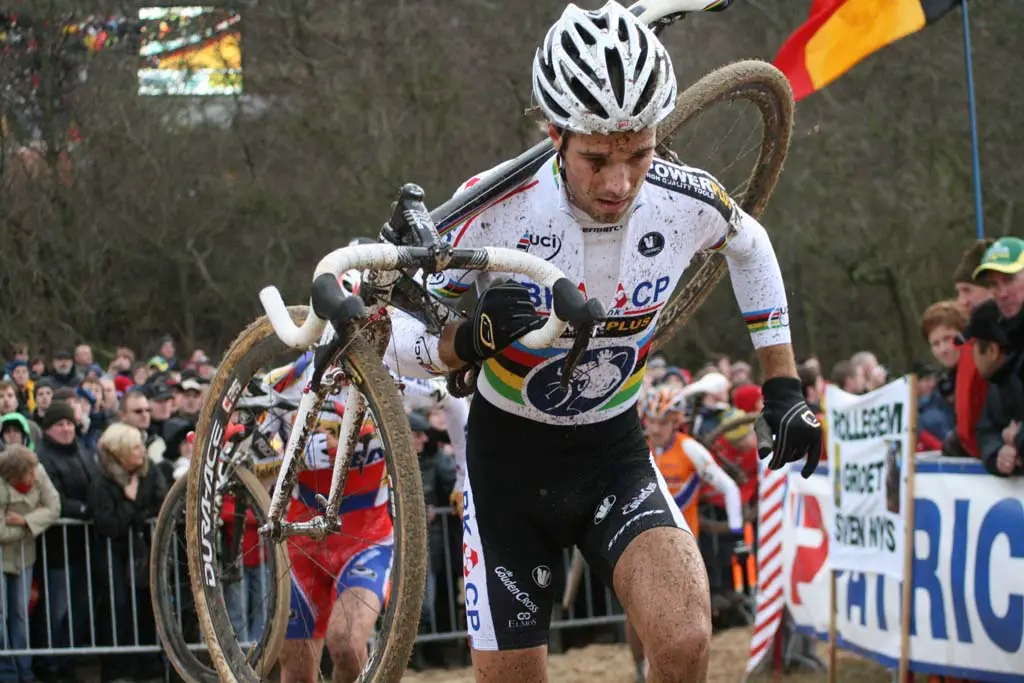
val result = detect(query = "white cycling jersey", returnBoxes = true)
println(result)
[386,154,790,427]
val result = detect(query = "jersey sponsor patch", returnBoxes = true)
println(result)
[523,346,636,417]
[646,159,735,223]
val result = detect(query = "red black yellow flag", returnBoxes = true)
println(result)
[773,0,961,101]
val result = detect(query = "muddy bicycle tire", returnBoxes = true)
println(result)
[651,60,795,350]
[151,470,282,683]
[185,306,426,683]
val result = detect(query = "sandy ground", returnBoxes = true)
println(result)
[400,627,897,683]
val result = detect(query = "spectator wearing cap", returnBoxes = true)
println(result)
[44,350,79,389]
[960,300,1024,477]
[34,401,96,666]
[147,382,175,442]
[120,389,167,464]
[918,301,967,444]
[974,236,1024,344]
[173,372,205,421]
[146,355,170,379]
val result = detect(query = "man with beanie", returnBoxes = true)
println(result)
[35,401,96,675]
[946,239,997,459]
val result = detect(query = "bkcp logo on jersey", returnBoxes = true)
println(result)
[516,231,562,260]
[524,346,636,417]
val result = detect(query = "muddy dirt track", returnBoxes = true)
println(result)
[401,627,897,682]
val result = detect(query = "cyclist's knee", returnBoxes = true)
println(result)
[644,622,710,683]
[325,631,367,682]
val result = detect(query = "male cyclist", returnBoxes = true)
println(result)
[630,386,743,681]
[255,358,393,683]
[257,292,470,682]
[387,3,821,681]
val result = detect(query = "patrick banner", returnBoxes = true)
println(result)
[783,454,1024,683]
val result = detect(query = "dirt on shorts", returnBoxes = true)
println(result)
[400,626,896,682]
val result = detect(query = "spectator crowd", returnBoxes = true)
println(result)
[0,236,1020,680]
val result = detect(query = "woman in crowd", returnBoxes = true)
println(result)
[0,446,59,683]
[89,423,167,682]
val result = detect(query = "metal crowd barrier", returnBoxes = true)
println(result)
[0,509,625,660]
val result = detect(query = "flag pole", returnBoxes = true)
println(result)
[961,0,984,239]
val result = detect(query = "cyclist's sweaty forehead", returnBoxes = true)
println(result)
[566,128,656,159]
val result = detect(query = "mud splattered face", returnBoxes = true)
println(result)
[550,124,656,224]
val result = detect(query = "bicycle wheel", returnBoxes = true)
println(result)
[651,59,795,350]
[152,470,284,683]
[185,306,425,683]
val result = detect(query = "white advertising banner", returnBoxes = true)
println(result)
[784,454,1024,683]
[825,377,912,579]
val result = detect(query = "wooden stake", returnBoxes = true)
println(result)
[898,375,919,683]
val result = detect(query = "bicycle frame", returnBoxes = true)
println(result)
[255,0,731,540]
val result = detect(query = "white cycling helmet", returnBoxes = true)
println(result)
[532,1,677,135]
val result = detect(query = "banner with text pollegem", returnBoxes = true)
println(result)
[825,377,912,579]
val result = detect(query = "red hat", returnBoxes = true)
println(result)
[732,384,763,413]
[113,375,134,396]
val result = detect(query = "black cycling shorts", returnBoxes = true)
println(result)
[460,396,691,651]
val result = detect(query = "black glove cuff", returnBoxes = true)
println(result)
[762,376,802,398]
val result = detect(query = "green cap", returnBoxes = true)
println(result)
[973,237,1024,279]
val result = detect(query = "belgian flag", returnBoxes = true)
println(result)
[773,0,962,101]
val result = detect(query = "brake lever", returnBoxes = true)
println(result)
[549,279,607,391]
[560,321,598,391]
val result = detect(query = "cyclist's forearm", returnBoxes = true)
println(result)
[719,209,792,352]
[386,310,462,378]
[756,343,798,381]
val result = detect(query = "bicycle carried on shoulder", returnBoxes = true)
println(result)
[174,1,795,681]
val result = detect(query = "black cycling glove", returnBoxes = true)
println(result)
[759,376,823,478]
[453,281,545,365]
